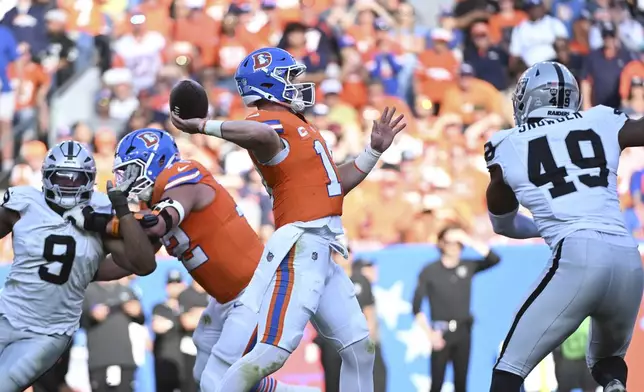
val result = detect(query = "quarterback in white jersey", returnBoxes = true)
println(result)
[0,141,156,392]
[485,61,644,392]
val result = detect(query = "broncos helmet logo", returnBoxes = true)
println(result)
[252,52,273,71]
[137,132,160,148]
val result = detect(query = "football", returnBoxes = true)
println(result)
[169,79,209,120]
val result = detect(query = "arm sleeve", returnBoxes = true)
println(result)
[412,268,428,315]
[474,251,501,273]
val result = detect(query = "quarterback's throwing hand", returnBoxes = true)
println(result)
[170,112,204,135]
[370,106,406,153]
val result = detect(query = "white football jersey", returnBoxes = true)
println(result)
[485,105,631,248]
[0,186,111,335]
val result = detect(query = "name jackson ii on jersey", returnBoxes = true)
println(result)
[0,186,112,335]
[484,105,632,248]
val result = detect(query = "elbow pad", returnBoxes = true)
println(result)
[488,208,518,236]
[488,208,540,239]
[152,198,186,235]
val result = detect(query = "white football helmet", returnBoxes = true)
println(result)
[512,61,581,126]
[42,141,96,209]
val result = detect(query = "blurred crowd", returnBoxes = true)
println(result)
[1,0,644,262]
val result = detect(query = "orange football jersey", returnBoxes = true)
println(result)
[247,110,344,228]
[152,159,262,304]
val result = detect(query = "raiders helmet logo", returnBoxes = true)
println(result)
[252,52,273,71]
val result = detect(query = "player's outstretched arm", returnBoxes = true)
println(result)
[338,107,406,193]
[103,180,157,276]
[486,165,540,239]
[169,112,282,163]
[618,116,644,149]
[0,207,18,239]
[95,242,163,281]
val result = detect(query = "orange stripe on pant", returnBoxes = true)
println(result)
[261,247,296,346]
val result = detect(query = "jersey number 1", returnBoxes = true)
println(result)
[313,140,342,197]
[528,129,608,198]
[40,235,76,285]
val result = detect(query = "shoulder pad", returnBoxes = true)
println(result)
[585,105,629,121]
[2,186,41,212]
[247,110,286,134]
[90,192,112,214]
[484,128,514,166]
[159,160,209,193]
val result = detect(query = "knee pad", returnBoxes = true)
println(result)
[339,337,375,369]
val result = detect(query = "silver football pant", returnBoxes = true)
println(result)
[495,230,644,378]
[0,316,71,392]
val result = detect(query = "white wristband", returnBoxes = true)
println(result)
[202,120,224,138]
[354,145,382,174]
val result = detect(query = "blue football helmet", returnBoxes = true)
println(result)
[235,47,315,112]
[113,128,180,202]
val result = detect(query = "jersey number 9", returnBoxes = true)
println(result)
[40,235,76,285]
[528,129,608,198]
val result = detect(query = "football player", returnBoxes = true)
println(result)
[0,140,156,392]
[73,128,319,392]
[485,61,644,392]
[170,46,406,392]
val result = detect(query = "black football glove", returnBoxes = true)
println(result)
[107,165,140,218]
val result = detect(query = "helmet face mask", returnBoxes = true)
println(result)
[113,159,153,202]
[42,141,96,210]
[512,61,581,126]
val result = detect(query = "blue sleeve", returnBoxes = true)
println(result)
[630,171,643,195]
[4,29,18,62]
[390,54,403,74]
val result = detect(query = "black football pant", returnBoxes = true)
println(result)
[430,328,471,392]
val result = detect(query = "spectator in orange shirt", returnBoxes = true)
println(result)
[622,77,644,119]
[415,28,458,113]
[133,0,173,38]
[338,40,369,109]
[357,164,415,244]
[345,2,393,58]
[620,52,644,106]
[213,9,254,90]
[488,0,527,48]
[363,80,416,135]
[439,63,503,126]
[172,0,218,67]
[8,42,50,147]
[237,0,282,48]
